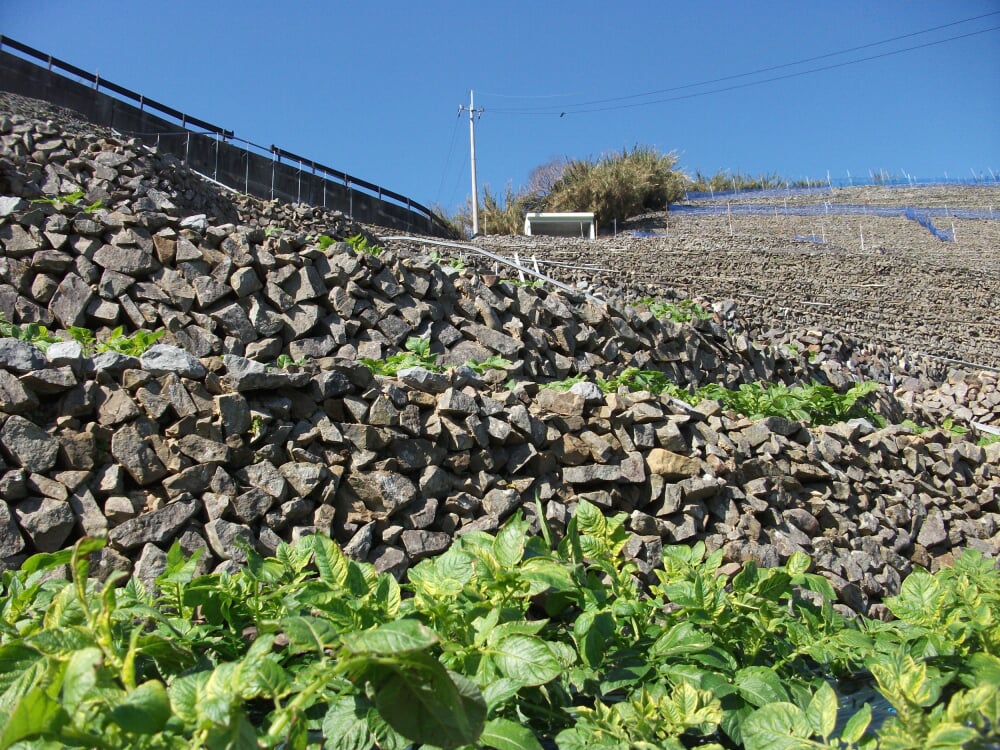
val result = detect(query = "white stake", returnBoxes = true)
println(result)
[727,202,733,236]
[860,224,865,251]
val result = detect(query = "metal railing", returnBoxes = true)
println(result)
[0,35,454,237]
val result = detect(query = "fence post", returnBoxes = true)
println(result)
[214,135,219,182]
[244,141,250,195]
[184,132,190,165]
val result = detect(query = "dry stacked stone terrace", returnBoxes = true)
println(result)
[0,94,998,620]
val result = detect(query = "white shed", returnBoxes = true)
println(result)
[524,212,596,239]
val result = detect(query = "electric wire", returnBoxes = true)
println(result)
[434,110,463,207]
[487,18,1000,116]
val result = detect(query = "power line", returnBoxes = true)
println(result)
[487,12,1000,115]
[434,109,463,206]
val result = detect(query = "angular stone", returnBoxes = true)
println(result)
[232,488,274,523]
[241,461,289,501]
[0,339,47,373]
[15,497,76,552]
[482,488,520,520]
[139,345,206,378]
[347,471,417,517]
[0,415,59,473]
[0,370,38,413]
[110,423,168,486]
[176,434,231,464]
[536,388,585,417]
[215,392,251,436]
[20,365,77,394]
[223,355,308,391]
[48,273,92,328]
[204,518,255,563]
[401,530,451,562]
[397,366,450,394]
[645,448,701,479]
[461,323,521,359]
[562,463,622,484]
[93,244,159,277]
[916,508,948,548]
[108,497,201,551]
[437,387,478,416]
[279,461,328,498]
[0,501,26,558]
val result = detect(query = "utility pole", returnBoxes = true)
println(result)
[459,90,483,236]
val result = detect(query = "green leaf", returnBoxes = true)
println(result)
[490,635,562,687]
[280,616,341,655]
[374,656,485,749]
[0,645,43,694]
[734,667,788,707]
[785,552,811,577]
[923,722,980,748]
[840,702,871,744]
[309,534,350,587]
[61,647,104,711]
[203,709,260,750]
[651,620,715,658]
[322,695,374,750]
[0,686,67,750]
[492,516,527,568]
[742,702,813,750]
[804,681,837,740]
[344,619,439,656]
[110,680,170,734]
[479,717,544,750]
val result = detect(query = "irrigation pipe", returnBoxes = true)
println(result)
[382,236,606,304]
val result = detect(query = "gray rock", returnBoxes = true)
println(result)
[176,434,231,464]
[0,501,26,558]
[223,355,309,391]
[279,462,328,498]
[134,543,168,592]
[371,545,409,579]
[204,518,255,563]
[139,344,207,378]
[397,366,450,394]
[232,488,274,523]
[48,273,93,328]
[92,350,139,375]
[482,488,520,520]
[0,415,59,473]
[108,497,201,551]
[14,497,75,552]
[0,370,38,413]
[437,387,478,416]
[93,244,159,277]
[68,488,108,537]
[347,471,417,516]
[916,508,948,548]
[0,339,47,373]
[241,461,289,501]
[401,530,451,562]
[215,392,252,436]
[562,463,622,484]
[343,521,375,561]
[110,423,168,486]
[461,323,521,359]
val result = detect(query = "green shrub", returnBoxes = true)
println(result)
[545,145,686,226]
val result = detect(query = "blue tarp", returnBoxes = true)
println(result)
[904,207,954,241]
[670,203,993,221]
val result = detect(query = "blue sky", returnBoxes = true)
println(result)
[2,1,998,212]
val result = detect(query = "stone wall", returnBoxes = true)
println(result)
[1,100,998,620]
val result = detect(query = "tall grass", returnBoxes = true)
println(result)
[440,145,687,236]
[545,145,686,226]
